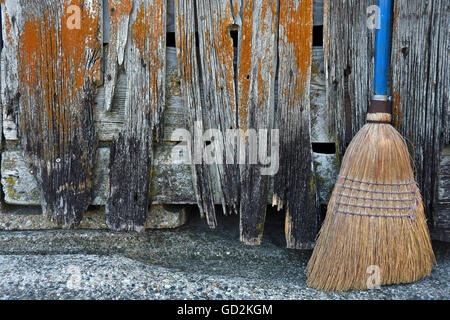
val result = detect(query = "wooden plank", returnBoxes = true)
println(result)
[0,7,3,210]
[310,47,333,142]
[433,202,450,239]
[312,0,323,26]
[1,146,196,206]
[3,47,327,143]
[103,0,111,43]
[175,0,217,227]
[106,0,166,232]
[435,147,450,240]
[1,46,336,208]
[196,0,240,215]
[1,0,102,227]
[166,0,324,32]
[0,9,3,156]
[167,0,175,32]
[439,147,450,176]
[323,0,376,157]
[2,143,340,208]
[238,0,278,245]
[274,0,316,249]
[103,0,132,112]
[312,152,338,205]
[2,47,185,143]
[391,0,449,224]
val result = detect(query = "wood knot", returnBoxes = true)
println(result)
[401,47,409,58]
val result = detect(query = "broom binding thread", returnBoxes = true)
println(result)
[335,176,420,220]
[335,210,417,221]
[337,175,414,186]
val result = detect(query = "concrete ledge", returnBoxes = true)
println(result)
[0,204,190,231]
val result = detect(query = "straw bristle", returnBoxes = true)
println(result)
[306,120,436,291]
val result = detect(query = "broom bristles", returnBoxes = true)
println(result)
[306,113,436,291]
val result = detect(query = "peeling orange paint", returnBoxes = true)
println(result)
[13,0,101,180]
[214,2,236,116]
[238,0,254,130]
[392,88,402,128]
[279,0,313,100]
[109,0,133,26]
[2,0,101,223]
[131,0,165,118]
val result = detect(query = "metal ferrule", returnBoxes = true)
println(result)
[371,95,391,102]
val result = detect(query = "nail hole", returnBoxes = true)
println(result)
[401,47,409,58]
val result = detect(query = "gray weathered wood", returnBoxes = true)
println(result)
[324,0,449,234]
[196,0,240,216]
[0,10,3,156]
[1,0,102,227]
[103,0,132,112]
[175,0,217,227]
[238,0,278,245]
[310,47,333,142]
[313,0,323,26]
[106,0,166,232]
[2,146,196,206]
[438,147,450,201]
[3,48,328,143]
[274,0,316,249]
[323,0,376,157]
[166,0,323,32]
[391,0,449,227]
[2,46,335,208]
[434,145,450,241]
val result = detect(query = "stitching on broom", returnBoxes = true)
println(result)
[335,210,417,220]
[335,184,419,194]
[336,202,412,210]
[338,176,415,186]
[336,193,416,201]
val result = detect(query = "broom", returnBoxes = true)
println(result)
[306,0,436,291]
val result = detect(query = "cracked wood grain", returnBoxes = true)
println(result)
[323,0,376,158]
[274,0,317,249]
[391,0,449,232]
[238,0,278,245]
[103,0,132,112]
[196,0,240,216]
[106,0,166,232]
[1,48,335,209]
[0,0,102,227]
[175,0,217,227]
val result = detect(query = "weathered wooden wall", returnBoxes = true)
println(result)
[1,0,102,227]
[390,0,449,239]
[0,0,448,243]
[323,0,449,240]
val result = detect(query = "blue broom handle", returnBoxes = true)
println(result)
[373,0,392,96]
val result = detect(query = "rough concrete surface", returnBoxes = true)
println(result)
[0,205,188,231]
[0,211,448,300]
